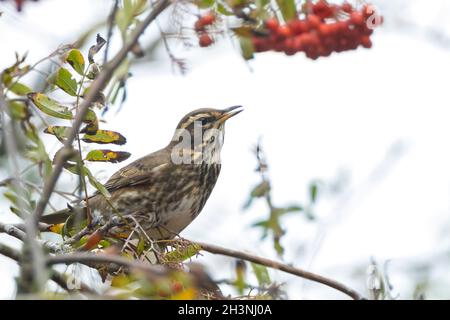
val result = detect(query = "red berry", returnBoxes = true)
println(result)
[341,2,353,13]
[360,36,372,48]
[313,0,336,19]
[307,14,322,29]
[293,36,305,52]
[289,20,309,35]
[335,21,350,34]
[306,48,319,60]
[283,38,297,55]
[194,20,204,32]
[323,37,337,51]
[276,25,292,39]
[199,34,213,47]
[199,13,216,26]
[265,18,280,32]
[171,282,183,293]
[273,41,284,52]
[318,23,333,37]
[350,12,365,27]
[252,37,269,52]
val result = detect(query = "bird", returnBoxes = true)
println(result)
[41,106,243,241]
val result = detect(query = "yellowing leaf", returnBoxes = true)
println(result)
[28,92,74,120]
[81,109,99,134]
[111,274,134,288]
[164,243,202,263]
[66,49,86,75]
[48,223,65,234]
[82,130,127,145]
[171,288,197,300]
[85,149,131,163]
[55,68,78,96]
[44,126,71,142]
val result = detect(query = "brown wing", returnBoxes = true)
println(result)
[101,148,171,193]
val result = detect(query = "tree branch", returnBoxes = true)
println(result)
[0,222,68,254]
[47,252,168,279]
[0,242,94,294]
[194,241,364,300]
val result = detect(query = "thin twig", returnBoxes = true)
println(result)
[104,0,119,63]
[194,241,364,300]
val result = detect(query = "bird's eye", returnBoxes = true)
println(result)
[201,116,214,126]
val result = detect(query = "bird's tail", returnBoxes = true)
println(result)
[40,206,87,225]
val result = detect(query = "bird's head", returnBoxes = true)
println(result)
[170,106,243,164]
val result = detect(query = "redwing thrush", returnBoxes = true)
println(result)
[41,106,242,240]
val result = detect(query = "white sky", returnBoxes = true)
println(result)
[1,0,450,299]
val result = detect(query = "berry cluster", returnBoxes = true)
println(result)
[252,1,383,59]
[194,13,216,47]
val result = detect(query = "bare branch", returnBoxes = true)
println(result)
[47,252,168,279]
[194,241,364,300]
[0,242,94,294]
[0,222,68,254]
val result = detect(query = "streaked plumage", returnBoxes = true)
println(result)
[41,106,242,240]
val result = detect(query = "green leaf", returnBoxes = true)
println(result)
[44,126,71,142]
[276,0,297,22]
[256,0,270,10]
[82,130,127,145]
[85,149,131,163]
[55,68,78,96]
[7,101,29,120]
[251,263,271,286]
[309,181,319,204]
[250,180,270,198]
[194,0,215,8]
[28,92,74,120]
[9,82,32,96]
[64,163,111,198]
[164,243,202,263]
[217,2,233,15]
[239,37,254,60]
[235,260,247,295]
[66,49,86,75]
[274,205,303,216]
[274,238,284,256]
[233,26,255,38]
[80,109,99,134]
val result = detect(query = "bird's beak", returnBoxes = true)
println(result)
[217,105,243,124]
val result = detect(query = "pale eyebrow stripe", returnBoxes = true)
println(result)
[180,113,209,129]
